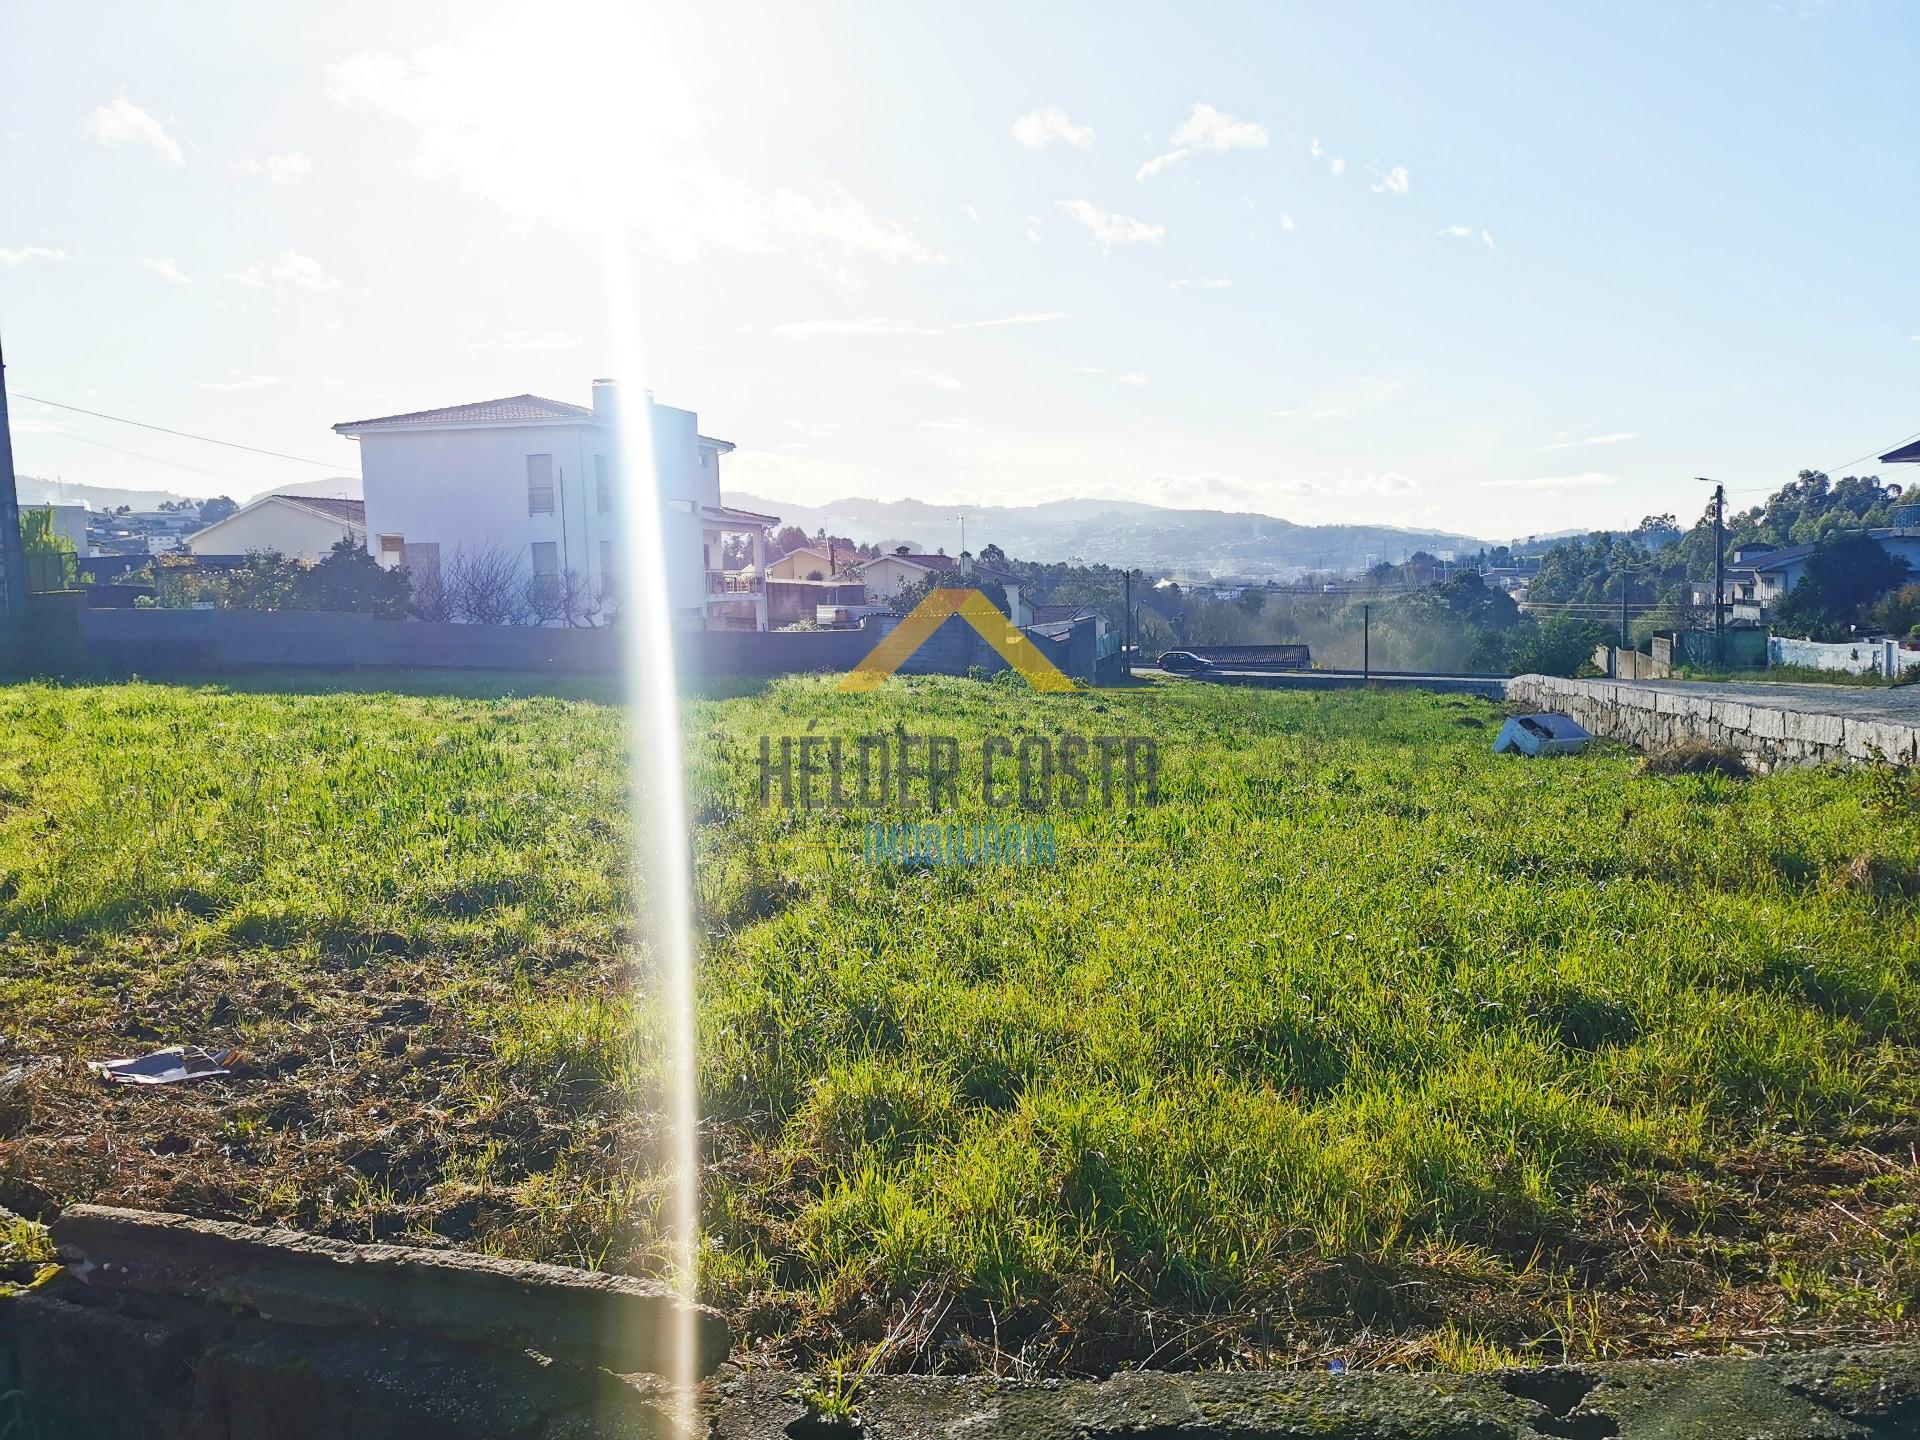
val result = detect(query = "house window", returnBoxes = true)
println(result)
[595,455,611,514]
[527,454,555,515]
[377,533,405,569]
[531,541,559,577]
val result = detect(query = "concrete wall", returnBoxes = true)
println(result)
[1595,646,1670,680]
[1770,635,1920,678]
[41,608,872,679]
[1505,674,1920,769]
[24,607,1099,685]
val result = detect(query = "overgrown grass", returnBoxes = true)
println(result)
[2,673,1918,1373]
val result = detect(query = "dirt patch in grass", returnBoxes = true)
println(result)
[1639,740,1753,778]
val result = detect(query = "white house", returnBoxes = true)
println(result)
[184,494,365,561]
[332,382,777,629]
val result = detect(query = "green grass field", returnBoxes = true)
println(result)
[2,673,1918,1374]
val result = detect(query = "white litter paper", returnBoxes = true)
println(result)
[85,1047,236,1086]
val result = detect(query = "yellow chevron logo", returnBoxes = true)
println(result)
[838,587,1077,693]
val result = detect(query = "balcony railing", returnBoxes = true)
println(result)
[706,571,763,596]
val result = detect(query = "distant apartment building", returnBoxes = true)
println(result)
[332,382,777,629]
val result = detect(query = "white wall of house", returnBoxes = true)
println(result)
[343,387,762,626]
[185,499,361,560]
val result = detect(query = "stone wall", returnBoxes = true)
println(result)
[1504,674,1919,768]
[6,1205,1917,1438]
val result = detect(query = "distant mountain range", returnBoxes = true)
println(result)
[725,491,1494,578]
[12,475,361,512]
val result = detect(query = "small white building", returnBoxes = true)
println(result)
[333,383,777,629]
[39,503,91,558]
[184,494,366,561]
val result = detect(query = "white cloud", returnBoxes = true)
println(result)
[327,26,938,267]
[1309,138,1323,158]
[1136,103,1266,183]
[948,311,1071,331]
[962,204,981,224]
[1054,199,1164,251]
[904,367,962,390]
[1439,225,1496,249]
[1371,165,1410,195]
[921,417,972,431]
[231,250,341,293]
[771,316,918,340]
[1330,157,1346,177]
[1169,277,1232,289]
[789,420,840,437]
[1272,376,1402,420]
[240,151,312,185]
[1281,212,1295,231]
[1541,432,1637,451]
[0,246,68,266]
[771,312,1069,340]
[86,97,184,166]
[1171,102,1268,155]
[1025,215,1043,242]
[1010,105,1094,151]
[1479,472,1619,490]
[1116,371,1150,386]
[195,375,277,391]
[1135,150,1188,182]
[466,330,586,352]
[1357,471,1418,494]
[138,256,189,283]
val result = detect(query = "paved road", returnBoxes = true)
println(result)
[1605,677,1920,723]
[1135,667,1507,696]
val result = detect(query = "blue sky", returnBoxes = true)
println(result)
[3,0,1918,541]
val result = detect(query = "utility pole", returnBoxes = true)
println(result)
[1619,571,1630,652]
[0,331,25,637]
[1362,602,1370,679]
[1124,568,1133,678]
[1699,478,1726,668]
[951,512,968,555]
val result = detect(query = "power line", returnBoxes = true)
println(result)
[7,391,358,472]
[39,430,255,486]
[1825,427,1920,480]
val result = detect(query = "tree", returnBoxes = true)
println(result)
[772,526,812,556]
[1771,534,1910,640]
[198,496,239,524]
[442,544,529,626]
[307,537,411,618]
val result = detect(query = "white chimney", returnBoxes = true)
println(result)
[592,378,617,420]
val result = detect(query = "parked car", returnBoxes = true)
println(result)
[1157,650,1216,673]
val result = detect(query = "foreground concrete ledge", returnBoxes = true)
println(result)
[51,1203,728,1379]
[715,1345,1920,1440]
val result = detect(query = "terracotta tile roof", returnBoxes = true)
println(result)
[333,394,594,431]
[276,495,365,526]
